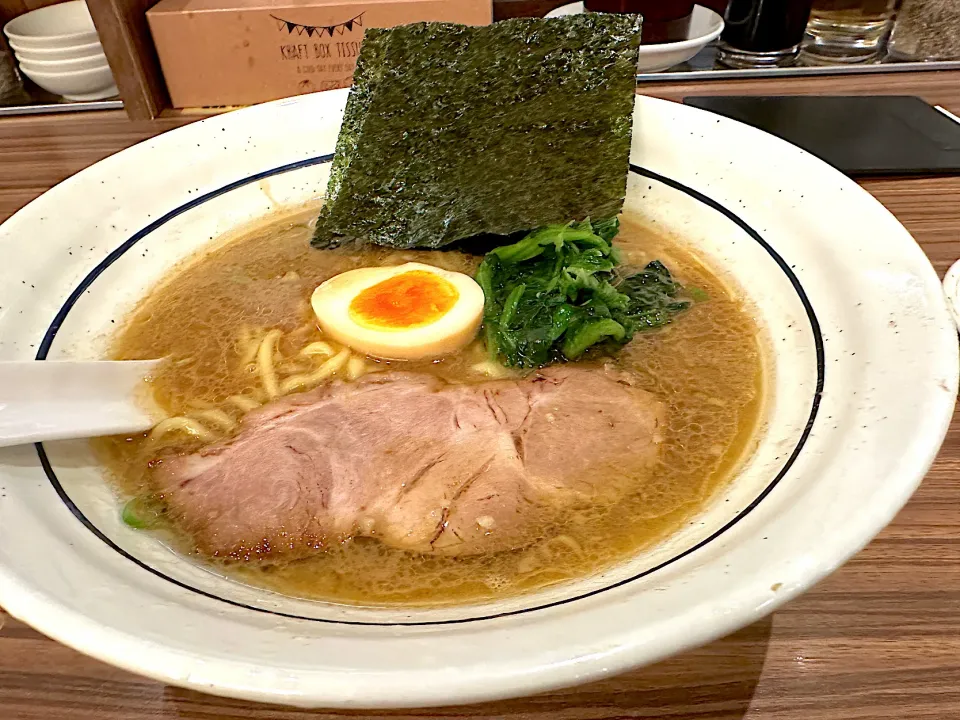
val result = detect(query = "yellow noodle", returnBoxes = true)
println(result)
[226,394,261,413]
[470,360,515,379]
[280,347,350,394]
[239,342,260,366]
[346,355,370,380]
[300,341,336,357]
[192,409,237,432]
[277,359,314,375]
[238,326,264,366]
[150,417,216,443]
[257,329,283,399]
[284,324,314,350]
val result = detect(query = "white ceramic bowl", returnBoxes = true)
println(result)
[11,39,103,63]
[0,91,955,708]
[3,1,99,50]
[546,3,724,72]
[18,51,108,73]
[18,62,116,101]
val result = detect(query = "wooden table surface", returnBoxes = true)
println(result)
[2,64,960,719]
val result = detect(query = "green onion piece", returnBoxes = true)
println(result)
[121,496,162,529]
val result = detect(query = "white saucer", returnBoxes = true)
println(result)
[546,3,724,73]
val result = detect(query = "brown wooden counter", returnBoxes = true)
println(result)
[1,67,960,720]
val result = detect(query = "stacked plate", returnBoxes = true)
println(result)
[4,0,117,101]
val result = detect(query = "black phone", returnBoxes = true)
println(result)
[682,95,960,177]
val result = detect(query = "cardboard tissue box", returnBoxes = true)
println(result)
[147,0,492,108]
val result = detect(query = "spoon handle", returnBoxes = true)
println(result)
[0,360,160,448]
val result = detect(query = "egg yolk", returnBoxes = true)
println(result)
[348,270,460,330]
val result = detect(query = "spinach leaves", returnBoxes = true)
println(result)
[475,219,695,368]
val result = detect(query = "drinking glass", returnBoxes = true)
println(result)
[802,0,899,63]
[717,0,816,67]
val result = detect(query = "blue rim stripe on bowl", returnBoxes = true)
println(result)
[33,156,825,626]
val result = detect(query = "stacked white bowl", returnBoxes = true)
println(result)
[4,0,117,101]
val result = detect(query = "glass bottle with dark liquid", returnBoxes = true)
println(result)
[717,0,815,67]
[584,0,694,44]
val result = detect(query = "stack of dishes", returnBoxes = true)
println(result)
[3,0,117,101]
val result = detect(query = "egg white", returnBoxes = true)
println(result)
[310,262,484,361]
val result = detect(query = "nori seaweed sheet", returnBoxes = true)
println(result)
[312,14,642,250]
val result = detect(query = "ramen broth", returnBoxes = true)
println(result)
[93,207,766,606]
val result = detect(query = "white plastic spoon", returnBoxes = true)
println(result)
[0,360,161,448]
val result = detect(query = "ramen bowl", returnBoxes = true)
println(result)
[0,90,954,708]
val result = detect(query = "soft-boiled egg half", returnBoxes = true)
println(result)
[311,262,484,361]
